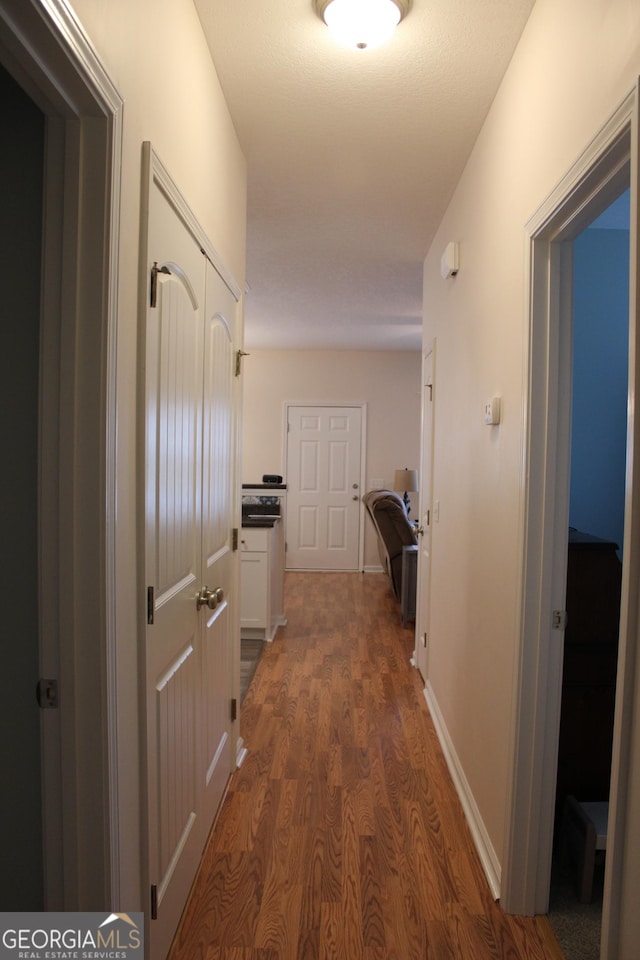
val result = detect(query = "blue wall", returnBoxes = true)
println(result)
[570,218,629,555]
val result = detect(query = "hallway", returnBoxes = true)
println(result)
[168,572,562,960]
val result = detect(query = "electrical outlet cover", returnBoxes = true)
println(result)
[484,396,501,425]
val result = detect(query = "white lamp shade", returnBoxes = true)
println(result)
[393,468,418,493]
[322,0,402,50]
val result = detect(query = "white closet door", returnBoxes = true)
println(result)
[142,149,238,960]
[143,177,204,958]
[199,260,236,821]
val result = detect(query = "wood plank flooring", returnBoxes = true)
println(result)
[169,572,564,960]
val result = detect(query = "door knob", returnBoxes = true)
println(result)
[213,587,224,605]
[196,586,218,611]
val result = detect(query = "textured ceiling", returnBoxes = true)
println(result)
[194,0,535,351]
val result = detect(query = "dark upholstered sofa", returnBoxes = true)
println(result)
[363,489,418,600]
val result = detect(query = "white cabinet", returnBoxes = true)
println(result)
[240,521,286,640]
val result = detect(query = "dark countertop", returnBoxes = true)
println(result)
[242,483,287,490]
[242,517,278,528]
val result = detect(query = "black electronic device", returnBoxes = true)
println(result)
[262,474,283,484]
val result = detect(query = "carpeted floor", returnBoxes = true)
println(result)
[240,637,264,702]
[548,855,604,960]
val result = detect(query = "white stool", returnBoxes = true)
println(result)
[562,795,608,903]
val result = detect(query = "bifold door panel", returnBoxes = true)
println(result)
[142,145,238,960]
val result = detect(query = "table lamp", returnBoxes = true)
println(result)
[393,468,418,516]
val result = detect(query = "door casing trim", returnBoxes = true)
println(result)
[503,86,638,957]
[0,0,124,908]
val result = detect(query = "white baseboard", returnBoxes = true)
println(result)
[363,564,384,574]
[236,736,247,768]
[423,681,502,900]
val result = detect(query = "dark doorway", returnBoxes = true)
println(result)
[549,189,630,960]
[0,61,46,909]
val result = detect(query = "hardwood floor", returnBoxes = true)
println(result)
[169,572,563,960]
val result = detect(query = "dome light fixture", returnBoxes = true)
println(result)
[314,0,411,51]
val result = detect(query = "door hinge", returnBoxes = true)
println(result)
[150,884,158,920]
[231,698,238,722]
[235,349,250,377]
[552,609,567,630]
[422,633,428,649]
[232,528,239,551]
[200,245,214,267]
[147,586,155,625]
[36,678,59,709]
[150,262,171,308]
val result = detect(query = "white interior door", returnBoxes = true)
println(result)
[144,189,203,957]
[415,348,434,679]
[200,261,235,817]
[143,150,237,959]
[286,405,362,570]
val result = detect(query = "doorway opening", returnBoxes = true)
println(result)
[0,0,123,908]
[503,89,639,960]
[0,59,46,911]
[548,189,630,959]
[415,344,434,681]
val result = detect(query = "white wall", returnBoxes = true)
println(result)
[57,0,247,910]
[422,0,640,948]
[242,349,421,569]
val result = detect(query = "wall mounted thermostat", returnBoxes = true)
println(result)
[484,396,501,425]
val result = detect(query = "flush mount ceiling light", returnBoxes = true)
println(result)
[314,0,411,50]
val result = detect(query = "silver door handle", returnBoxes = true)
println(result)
[196,586,218,611]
